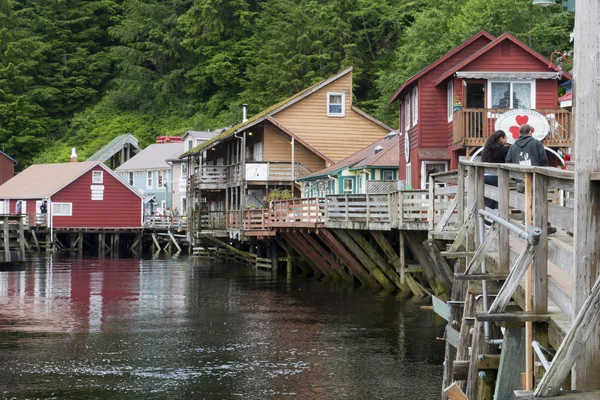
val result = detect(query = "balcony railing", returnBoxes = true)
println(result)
[452,108,572,148]
[192,162,311,187]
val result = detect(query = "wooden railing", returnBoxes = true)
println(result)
[270,197,326,226]
[398,190,430,230]
[144,215,187,230]
[452,108,572,148]
[193,162,312,187]
[325,194,397,229]
[198,211,227,230]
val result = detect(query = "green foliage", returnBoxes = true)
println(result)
[264,188,293,202]
[1,0,574,168]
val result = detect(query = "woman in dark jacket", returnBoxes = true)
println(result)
[481,130,508,209]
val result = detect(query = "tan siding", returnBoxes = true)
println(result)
[263,125,325,173]
[273,73,389,163]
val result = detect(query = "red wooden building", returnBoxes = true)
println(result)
[0,150,17,185]
[390,31,572,189]
[0,161,143,229]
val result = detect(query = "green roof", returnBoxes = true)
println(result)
[180,67,354,159]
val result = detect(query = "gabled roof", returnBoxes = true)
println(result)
[0,161,143,200]
[434,33,573,86]
[87,134,140,162]
[116,143,183,171]
[558,92,572,102]
[0,150,17,164]
[389,31,495,104]
[300,133,398,180]
[180,67,355,158]
[183,130,223,141]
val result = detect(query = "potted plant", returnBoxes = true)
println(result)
[453,94,463,112]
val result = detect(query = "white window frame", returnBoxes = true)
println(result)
[412,86,418,125]
[343,178,353,193]
[52,202,72,216]
[447,81,454,122]
[157,170,165,188]
[382,170,394,180]
[399,101,403,134]
[357,174,363,194]
[327,92,345,117]
[92,171,103,184]
[129,172,134,186]
[487,80,536,110]
[181,162,188,177]
[405,94,410,131]
[421,161,449,189]
[406,163,412,188]
[147,171,153,189]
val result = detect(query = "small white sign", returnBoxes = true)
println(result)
[245,163,268,181]
[494,109,550,144]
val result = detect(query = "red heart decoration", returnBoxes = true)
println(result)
[509,126,520,139]
[515,115,529,126]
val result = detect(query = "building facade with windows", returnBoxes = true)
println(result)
[299,132,399,197]
[389,31,572,189]
[116,142,184,214]
[0,161,143,228]
[181,67,393,238]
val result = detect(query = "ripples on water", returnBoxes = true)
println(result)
[0,255,445,399]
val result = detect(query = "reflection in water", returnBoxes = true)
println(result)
[0,255,445,399]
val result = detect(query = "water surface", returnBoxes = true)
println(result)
[0,256,444,399]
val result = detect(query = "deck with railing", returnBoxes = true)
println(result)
[452,108,572,148]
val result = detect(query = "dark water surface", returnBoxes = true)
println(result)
[0,256,445,399]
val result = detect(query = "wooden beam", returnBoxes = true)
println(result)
[524,172,534,391]
[317,229,380,288]
[300,231,352,281]
[334,230,395,291]
[572,2,600,390]
[425,239,454,286]
[371,231,423,296]
[516,390,600,399]
[151,233,161,252]
[283,232,329,279]
[463,224,498,275]
[454,273,508,281]
[3,218,9,261]
[289,231,338,280]
[347,230,404,290]
[476,311,550,323]
[404,231,447,296]
[168,231,182,252]
[443,382,468,400]
[495,328,526,400]
[534,275,600,397]
[31,229,40,252]
[498,168,510,274]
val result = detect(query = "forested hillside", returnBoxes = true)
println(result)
[0,0,573,169]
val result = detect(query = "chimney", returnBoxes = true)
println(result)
[70,147,78,163]
[242,104,248,122]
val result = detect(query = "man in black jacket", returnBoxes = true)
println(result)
[506,123,555,234]
[505,124,548,166]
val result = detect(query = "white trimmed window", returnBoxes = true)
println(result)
[147,171,153,189]
[357,174,363,193]
[343,178,353,193]
[399,101,403,134]
[412,86,418,125]
[447,81,454,122]
[53,202,72,216]
[129,172,134,186]
[405,94,410,131]
[488,80,535,109]
[157,170,165,188]
[406,163,412,188]
[382,170,394,180]
[181,162,188,177]
[92,170,103,184]
[327,92,345,117]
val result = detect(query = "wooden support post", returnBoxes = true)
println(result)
[288,231,336,279]
[463,224,498,275]
[405,231,448,296]
[31,229,40,253]
[70,234,77,252]
[151,233,161,252]
[524,172,533,390]
[534,275,600,397]
[398,230,406,282]
[443,382,467,400]
[455,293,476,393]
[300,231,351,281]
[334,230,395,291]
[114,233,120,257]
[572,2,600,389]
[3,218,10,261]
[371,231,422,296]
[494,327,526,399]
[317,229,380,289]
[474,166,484,244]
[168,231,182,252]
[282,232,325,279]
[18,217,25,256]
[78,232,83,257]
[425,238,454,286]
[465,317,483,399]
[348,230,405,290]
[497,168,510,274]
[457,164,465,224]
[98,233,104,256]
[129,235,141,253]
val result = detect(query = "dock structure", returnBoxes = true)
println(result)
[0,215,25,264]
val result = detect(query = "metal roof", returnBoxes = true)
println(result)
[87,134,140,162]
[116,143,184,171]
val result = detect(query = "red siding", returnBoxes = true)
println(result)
[51,166,142,228]
[0,154,15,184]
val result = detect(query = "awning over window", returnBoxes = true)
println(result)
[456,71,561,80]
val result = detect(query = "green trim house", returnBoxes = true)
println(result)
[299,132,399,197]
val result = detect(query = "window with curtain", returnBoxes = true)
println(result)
[412,86,418,125]
[447,81,454,122]
[490,81,534,109]
[405,95,410,131]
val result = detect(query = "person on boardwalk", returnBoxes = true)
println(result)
[506,123,555,234]
[505,124,547,167]
[481,130,508,209]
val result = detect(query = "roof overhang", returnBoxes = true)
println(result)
[454,71,561,80]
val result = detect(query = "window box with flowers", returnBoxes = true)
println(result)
[453,94,463,113]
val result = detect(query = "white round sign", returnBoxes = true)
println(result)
[494,109,550,144]
[404,132,410,163]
